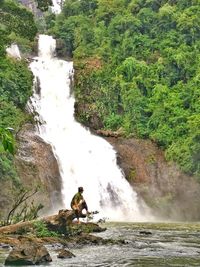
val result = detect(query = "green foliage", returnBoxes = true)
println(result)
[0,127,15,154]
[0,58,33,109]
[0,127,17,186]
[0,25,9,57]
[8,32,33,56]
[0,0,37,41]
[0,1,37,182]
[0,153,19,183]
[62,0,98,17]
[0,1,37,57]
[35,0,53,12]
[104,113,123,130]
[3,186,42,225]
[33,221,59,237]
[50,0,200,177]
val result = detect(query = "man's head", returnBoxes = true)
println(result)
[78,186,84,193]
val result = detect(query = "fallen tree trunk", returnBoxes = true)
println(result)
[0,209,76,235]
[43,209,76,234]
[0,209,105,237]
[0,221,33,234]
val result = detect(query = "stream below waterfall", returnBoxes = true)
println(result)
[1,222,200,267]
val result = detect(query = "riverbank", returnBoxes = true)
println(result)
[1,221,200,266]
[0,219,110,266]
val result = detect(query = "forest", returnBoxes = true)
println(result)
[0,0,37,183]
[0,0,200,182]
[49,0,200,178]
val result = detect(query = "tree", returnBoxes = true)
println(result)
[0,1,37,41]
[4,186,43,225]
[0,0,37,185]
[50,0,200,177]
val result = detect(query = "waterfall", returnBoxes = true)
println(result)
[51,0,62,14]
[6,44,21,59]
[29,35,150,222]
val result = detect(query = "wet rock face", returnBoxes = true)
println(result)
[74,102,103,130]
[106,137,200,221]
[14,123,63,215]
[18,0,43,17]
[55,39,72,59]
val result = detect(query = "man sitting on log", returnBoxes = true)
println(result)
[70,187,89,224]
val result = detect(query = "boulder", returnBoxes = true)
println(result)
[4,237,52,265]
[57,248,75,258]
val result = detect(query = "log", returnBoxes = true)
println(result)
[0,209,76,235]
[43,209,76,234]
[0,209,104,236]
[0,221,33,234]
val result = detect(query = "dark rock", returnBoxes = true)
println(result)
[71,233,104,246]
[68,222,106,235]
[74,102,103,130]
[0,243,10,249]
[35,77,41,95]
[55,39,71,59]
[57,249,75,259]
[4,238,52,265]
[139,231,152,235]
[19,0,43,17]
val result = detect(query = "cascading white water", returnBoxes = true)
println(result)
[29,35,150,221]
[6,44,21,59]
[51,0,62,13]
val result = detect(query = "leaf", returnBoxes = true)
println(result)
[0,127,15,154]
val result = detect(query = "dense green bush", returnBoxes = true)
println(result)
[0,153,18,181]
[50,0,200,177]
[0,0,37,41]
[0,58,33,109]
[33,221,59,237]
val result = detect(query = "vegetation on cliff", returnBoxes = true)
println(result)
[50,0,200,177]
[0,1,37,182]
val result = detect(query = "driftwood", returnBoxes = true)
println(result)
[0,209,76,235]
[0,221,33,234]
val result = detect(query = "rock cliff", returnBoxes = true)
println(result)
[105,136,200,221]
[12,122,200,222]
[15,123,63,215]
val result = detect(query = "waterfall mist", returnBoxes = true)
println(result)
[29,35,152,221]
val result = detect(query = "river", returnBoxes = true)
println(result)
[1,222,200,267]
